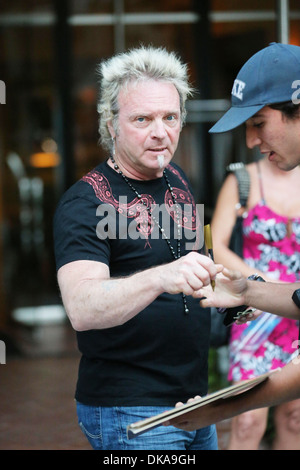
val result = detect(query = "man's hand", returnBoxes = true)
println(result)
[163,397,223,432]
[157,252,223,296]
[193,268,248,308]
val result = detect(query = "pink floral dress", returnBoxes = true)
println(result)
[228,168,300,382]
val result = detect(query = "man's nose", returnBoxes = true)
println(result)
[151,119,167,139]
[246,126,262,149]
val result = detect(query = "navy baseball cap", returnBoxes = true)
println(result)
[209,42,300,133]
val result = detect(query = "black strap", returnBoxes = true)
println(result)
[292,289,300,309]
[226,162,250,207]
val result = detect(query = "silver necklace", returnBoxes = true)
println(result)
[110,156,189,314]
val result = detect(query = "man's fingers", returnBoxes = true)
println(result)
[163,395,202,428]
[188,395,201,402]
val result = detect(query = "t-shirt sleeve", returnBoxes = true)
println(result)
[53,193,111,271]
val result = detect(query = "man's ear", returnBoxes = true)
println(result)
[107,120,116,140]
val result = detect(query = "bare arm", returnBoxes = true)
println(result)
[57,252,221,331]
[243,277,300,319]
[197,268,300,320]
[58,260,162,331]
[167,361,300,431]
[211,173,268,279]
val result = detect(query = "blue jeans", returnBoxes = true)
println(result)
[76,402,218,450]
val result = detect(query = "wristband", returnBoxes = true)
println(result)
[292,288,300,309]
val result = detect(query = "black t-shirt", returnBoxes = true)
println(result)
[54,160,211,406]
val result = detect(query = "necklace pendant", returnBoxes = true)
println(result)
[182,293,189,314]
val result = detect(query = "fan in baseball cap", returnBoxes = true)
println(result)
[209,42,300,134]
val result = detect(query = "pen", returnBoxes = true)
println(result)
[204,224,215,291]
